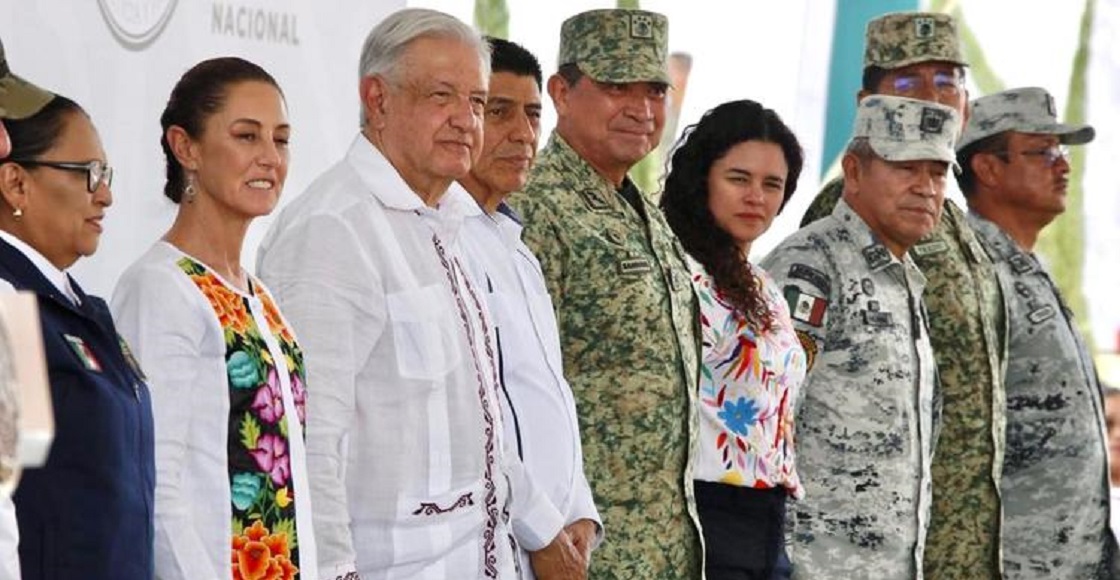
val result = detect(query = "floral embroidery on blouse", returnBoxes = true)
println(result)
[691,260,807,497]
[177,257,307,579]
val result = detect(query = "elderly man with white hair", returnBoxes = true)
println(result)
[259,8,564,579]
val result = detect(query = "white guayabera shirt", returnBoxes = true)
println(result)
[258,135,549,580]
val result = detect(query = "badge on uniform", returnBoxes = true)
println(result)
[911,240,948,257]
[1008,253,1034,275]
[63,334,102,372]
[784,286,827,327]
[619,256,653,277]
[579,189,611,212]
[861,244,892,270]
[795,330,819,371]
[118,335,147,381]
[630,14,654,38]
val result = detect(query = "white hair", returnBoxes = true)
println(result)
[357,8,490,124]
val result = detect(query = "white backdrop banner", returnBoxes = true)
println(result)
[0,0,404,296]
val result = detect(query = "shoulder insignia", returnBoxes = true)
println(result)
[911,240,949,257]
[862,244,892,270]
[578,189,611,212]
[784,285,828,327]
[788,264,831,295]
[795,330,819,372]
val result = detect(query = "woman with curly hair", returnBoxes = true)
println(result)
[660,99,807,580]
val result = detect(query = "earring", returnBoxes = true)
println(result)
[184,173,197,203]
[12,208,21,220]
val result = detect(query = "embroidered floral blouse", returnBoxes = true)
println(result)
[690,257,807,498]
[111,242,317,580]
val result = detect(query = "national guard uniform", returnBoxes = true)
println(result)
[959,86,1115,579]
[510,9,703,578]
[761,96,957,579]
[800,13,1007,578]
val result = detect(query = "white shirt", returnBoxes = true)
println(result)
[110,242,318,580]
[257,135,544,579]
[460,201,602,577]
[0,230,79,305]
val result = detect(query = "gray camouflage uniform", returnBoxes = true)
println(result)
[959,86,1114,578]
[762,199,938,579]
[969,214,1113,578]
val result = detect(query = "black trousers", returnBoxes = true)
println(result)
[695,480,790,580]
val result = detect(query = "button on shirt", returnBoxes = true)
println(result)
[761,199,938,580]
[969,212,1114,578]
[460,200,603,578]
[257,135,541,579]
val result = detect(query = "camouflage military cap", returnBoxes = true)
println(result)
[0,37,54,120]
[956,86,1094,150]
[852,95,961,171]
[864,12,966,70]
[558,9,669,84]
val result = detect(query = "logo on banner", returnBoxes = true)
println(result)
[98,0,178,49]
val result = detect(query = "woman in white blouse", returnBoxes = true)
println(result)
[111,57,317,580]
[660,100,807,580]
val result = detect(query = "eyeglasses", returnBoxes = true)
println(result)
[890,71,965,97]
[991,145,1069,167]
[9,159,114,193]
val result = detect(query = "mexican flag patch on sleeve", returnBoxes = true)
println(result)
[784,286,827,327]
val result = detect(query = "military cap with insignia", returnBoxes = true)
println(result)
[0,36,54,120]
[558,8,670,84]
[851,95,962,172]
[864,11,967,71]
[956,86,1094,151]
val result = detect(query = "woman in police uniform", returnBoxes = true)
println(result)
[0,91,155,580]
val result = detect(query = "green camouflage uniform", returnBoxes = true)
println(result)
[960,87,1114,579]
[510,10,703,578]
[801,13,1007,578]
[511,132,702,579]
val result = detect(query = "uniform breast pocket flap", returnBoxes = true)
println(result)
[386,285,461,381]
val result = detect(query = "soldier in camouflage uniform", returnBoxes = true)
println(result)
[509,9,702,579]
[801,13,1008,578]
[761,96,958,579]
[957,87,1117,578]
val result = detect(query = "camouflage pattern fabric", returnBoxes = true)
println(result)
[509,133,703,578]
[804,183,1008,578]
[957,86,1095,150]
[910,200,1006,579]
[969,213,1117,579]
[852,95,960,169]
[760,199,938,580]
[557,8,669,84]
[863,12,966,70]
[0,36,54,119]
[798,175,843,229]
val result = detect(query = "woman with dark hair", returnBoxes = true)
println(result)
[660,99,807,580]
[110,57,319,579]
[0,92,155,579]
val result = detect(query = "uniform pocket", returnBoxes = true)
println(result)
[386,285,460,381]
